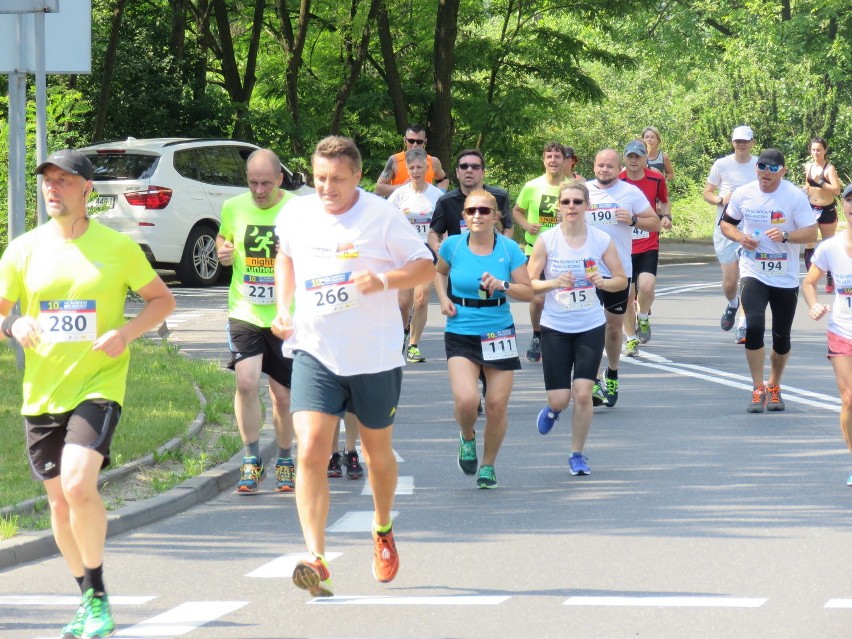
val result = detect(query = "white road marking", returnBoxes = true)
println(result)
[245,552,342,578]
[825,599,852,608]
[362,476,413,496]
[656,282,722,296]
[309,595,511,605]
[327,510,399,533]
[114,601,247,637]
[0,595,154,606]
[563,596,767,608]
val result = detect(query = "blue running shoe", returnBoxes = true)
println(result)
[568,452,590,476]
[236,456,264,493]
[537,407,560,435]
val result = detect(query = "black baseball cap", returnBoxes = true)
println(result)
[35,149,94,181]
[756,148,785,167]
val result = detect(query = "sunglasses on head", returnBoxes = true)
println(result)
[560,198,585,206]
[458,162,483,171]
[464,206,493,216]
[757,163,783,173]
[406,138,426,145]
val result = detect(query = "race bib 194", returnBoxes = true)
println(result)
[38,300,97,343]
[755,252,787,275]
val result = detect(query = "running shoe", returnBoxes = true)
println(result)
[625,337,639,357]
[275,457,295,493]
[406,345,425,363]
[537,406,560,435]
[81,590,114,639]
[604,373,619,408]
[476,464,497,489]
[372,527,400,583]
[568,452,590,476]
[637,318,651,343]
[61,599,87,639]
[327,451,342,478]
[826,273,835,294]
[735,325,747,345]
[402,330,410,355]
[457,433,478,476]
[345,450,363,480]
[847,472,852,487]
[747,385,766,413]
[765,385,785,411]
[721,303,738,331]
[236,456,264,493]
[526,336,542,363]
[292,555,334,597]
[592,379,606,407]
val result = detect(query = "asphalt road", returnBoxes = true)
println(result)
[1,258,850,639]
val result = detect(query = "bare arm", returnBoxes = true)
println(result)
[663,152,675,182]
[374,156,401,197]
[703,181,724,206]
[271,248,296,340]
[802,263,830,319]
[216,233,234,266]
[432,157,449,191]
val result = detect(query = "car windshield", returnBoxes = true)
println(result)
[84,153,159,181]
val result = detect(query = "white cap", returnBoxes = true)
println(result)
[731,126,754,141]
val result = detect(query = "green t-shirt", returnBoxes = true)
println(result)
[516,175,566,255]
[218,191,295,326]
[0,221,158,415]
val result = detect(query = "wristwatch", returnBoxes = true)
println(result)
[501,280,510,291]
[629,214,638,227]
[781,231,789,243]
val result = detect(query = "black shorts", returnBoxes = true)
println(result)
[811,202,838,225]
[444,329,522,371]
[631,250,659,278]
[26,399,122,480]
[541,324,605,390]
[595,278,631,314]
[226,318,293,388]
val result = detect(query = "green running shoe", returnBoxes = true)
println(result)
[60,599,87,639]
[476,464,497,489]
[604,374,619,408]
[457,433,477,476]
[82,589,114,639]
[636,318,651,343]
[624,337,639,357]
[592,379,606,407]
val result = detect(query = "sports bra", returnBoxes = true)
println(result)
[646,152,665,174]
[806,162,833,188]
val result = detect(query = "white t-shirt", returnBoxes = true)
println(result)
[727,179,815,288]
[539,225,610,334]
[812,235,852,340]
[276,189,433,375]
[585,179,651,278]
[387,183,443,242]
[706,154,758,222]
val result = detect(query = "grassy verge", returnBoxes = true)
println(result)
[0,338,236,538]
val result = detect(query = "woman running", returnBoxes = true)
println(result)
[642,126,675,182]
[803,137,842,292]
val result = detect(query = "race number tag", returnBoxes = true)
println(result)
[480,327,517,361]
[243,274,275,305]
[755,252,787,275]
[587,208,617,226]
[631,226,650,240]
[38,300,97,343]
[306,272,358,316]
[554,279,597,311]
[407,212,431,241]
[836,286,852,317]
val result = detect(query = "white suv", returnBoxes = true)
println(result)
[80,138,311,286]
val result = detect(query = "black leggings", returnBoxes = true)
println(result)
[740,277,799,354]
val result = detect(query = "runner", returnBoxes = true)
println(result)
[387,147,443,362]
[803,183,852,486]
[719,148,817,413]
[273,136,434,597]
[217,149,297,494]
[620,140,671,356]
[0,149,175,638]
[435,188,533,488]
[803,137,842,293]
[327,413,364,480]
[585,149,658,407]
[528,181,627,476]
[704,125,758,344]
[513,141,568,363]
[642,126,675,182]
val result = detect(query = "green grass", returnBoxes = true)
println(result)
[0,338,235,513]
[667,187,717,240]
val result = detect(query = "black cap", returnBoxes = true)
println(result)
[564,146,577,159]
[35,149,94,181]
[756,148,785,167]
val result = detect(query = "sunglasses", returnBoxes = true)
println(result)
[458,162,483,171]
[757,163,783,173]
[560,198,586,206]
[464,206,493,216]
[406,138,426,145]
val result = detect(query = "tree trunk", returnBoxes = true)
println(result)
[91,0,127,143]
[376,1,407,133]
[275,0,312,154]
[431,0,460,169]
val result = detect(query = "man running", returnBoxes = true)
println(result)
[273,136,434,597]
[374,124,449,197]
[0,149,175,638]
[217,149,298,494]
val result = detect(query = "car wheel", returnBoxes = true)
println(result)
[176,225,221,287]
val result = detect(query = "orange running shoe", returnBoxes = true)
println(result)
[765,385,785,411]
[372,527,399,583]
[292,555,333,597]
[747,385,766,413]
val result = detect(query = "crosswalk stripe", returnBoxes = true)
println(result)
[563,596,767,608]
[114,601,247,637]
[327,510,399,533]
[308,595,510,605]
[362,476,413,496]
[0,595,155,606]
[245,552,343,578]
[825,599,852,608]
